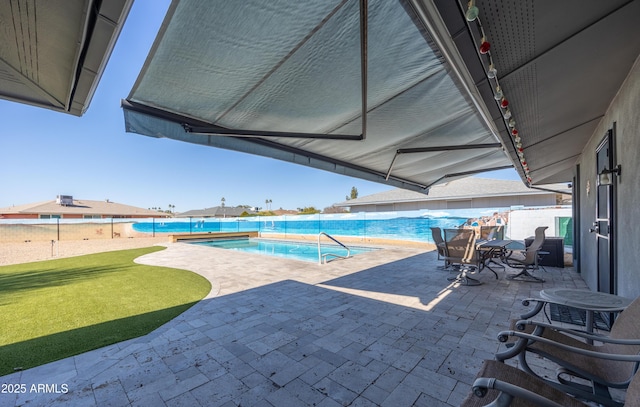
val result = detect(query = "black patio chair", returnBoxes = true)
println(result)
[461,358,640,407]
[443,228,482,286]
[504,226,547,282]
[494,296,640,406]
[430,226,449,269]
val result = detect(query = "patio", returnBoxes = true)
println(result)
[2,243,589,406]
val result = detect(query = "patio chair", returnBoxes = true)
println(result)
[430,227,450,269]
[504,226,547,282]
[460,359,640,407]
[494,296,640,407]
[443,228,482,286]
[480,225,504,241]
[478,225,507,271]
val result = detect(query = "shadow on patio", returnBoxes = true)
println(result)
[1,249,590,407]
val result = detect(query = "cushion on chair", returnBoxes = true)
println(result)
[522,298,640,384]
[460,360,585,407]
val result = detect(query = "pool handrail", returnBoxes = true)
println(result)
[318,232,351,264]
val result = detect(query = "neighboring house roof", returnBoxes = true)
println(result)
[177,206,253,218]
[0,0,133,116]
[336,177,570,207]
[0,198,166,217]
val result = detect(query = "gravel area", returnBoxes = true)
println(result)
[0,237,171,266]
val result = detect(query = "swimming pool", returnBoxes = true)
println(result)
[188,238,377,263]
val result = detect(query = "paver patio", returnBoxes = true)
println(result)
[1,242,591,406]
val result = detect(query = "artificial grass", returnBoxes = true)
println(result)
[0,246,211,376]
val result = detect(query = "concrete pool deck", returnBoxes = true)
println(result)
[1,242,595,406]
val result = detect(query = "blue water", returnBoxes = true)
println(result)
[131,209,504,244]
[190,238,377,263]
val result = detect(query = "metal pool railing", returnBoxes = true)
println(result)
[317,232,351,264]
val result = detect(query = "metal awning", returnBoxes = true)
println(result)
[123,0,514,193]
[0,0,133,116]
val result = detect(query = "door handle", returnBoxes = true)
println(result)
[589,222,599,233]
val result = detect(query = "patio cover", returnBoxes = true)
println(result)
[123,0,514,193]
[0,0,133,116]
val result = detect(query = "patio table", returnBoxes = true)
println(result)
[520,288,633,343]
[476,239,517,278]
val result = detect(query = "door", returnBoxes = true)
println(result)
[594,129,616,295]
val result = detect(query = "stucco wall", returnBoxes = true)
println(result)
[578,55,640,298]
[507,207,572,241]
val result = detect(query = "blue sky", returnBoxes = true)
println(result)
[0,0,519,213]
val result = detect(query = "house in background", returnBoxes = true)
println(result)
[177,206,255,218]
[335,178,570,213]
[0,195,167,219]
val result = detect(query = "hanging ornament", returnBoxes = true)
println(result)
[494,86,503,100]
[479,37,491,54]
[465,0,479,21]
[508,118,516,128]
[500,98,509,108]
[487,64,497,79]
[503,110,512,120]
[511,129,519,137]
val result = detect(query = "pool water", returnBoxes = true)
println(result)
[189,238,377,263]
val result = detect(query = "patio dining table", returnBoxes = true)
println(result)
[476,239,522,278]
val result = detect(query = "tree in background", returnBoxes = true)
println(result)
[346,186,358,200]
[298,206,320,214]
[221,197,226,207]
[323,205,348,214]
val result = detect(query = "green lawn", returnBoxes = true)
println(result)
[0,247,211,376]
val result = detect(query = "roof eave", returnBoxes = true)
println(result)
[68,0,134,116]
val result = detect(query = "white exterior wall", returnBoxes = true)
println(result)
[507,207,572,240]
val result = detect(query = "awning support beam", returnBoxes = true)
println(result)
[424,165,514,188]
[386,143,503,180]
[183,124,364,140]
[397,143,502,154]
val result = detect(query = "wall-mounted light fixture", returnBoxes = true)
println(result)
[598,164,621,186]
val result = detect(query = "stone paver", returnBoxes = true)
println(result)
[1,242,593,406]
